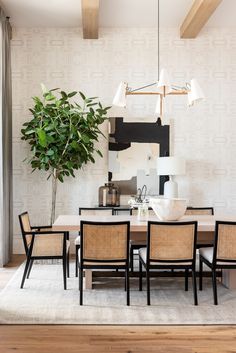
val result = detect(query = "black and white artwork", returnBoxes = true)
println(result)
[108,118,170,195]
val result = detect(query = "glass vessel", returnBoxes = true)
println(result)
[137,203,149,221]
[98,182,120,207]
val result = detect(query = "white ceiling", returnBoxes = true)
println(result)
[0,0,234,28]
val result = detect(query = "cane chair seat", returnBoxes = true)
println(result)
[75,236,80,245]
[200,247,236,265]
[83,261,126,266]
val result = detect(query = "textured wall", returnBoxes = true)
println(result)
[11,27,236,253]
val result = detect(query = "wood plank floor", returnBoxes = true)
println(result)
[1,325,236,353]
[0,256,236,353]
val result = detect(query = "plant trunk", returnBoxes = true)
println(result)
[50,169,58,225]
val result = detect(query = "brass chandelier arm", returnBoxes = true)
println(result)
[128,82,157,93]
[126,90,189,96]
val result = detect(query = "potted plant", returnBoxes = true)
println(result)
[21,85,110,224]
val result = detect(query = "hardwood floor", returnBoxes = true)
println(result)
[0,256,236,353]
[1,325,236,353]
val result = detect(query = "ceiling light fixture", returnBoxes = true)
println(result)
[112,0,205,120]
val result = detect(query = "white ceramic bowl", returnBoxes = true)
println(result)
[149,197,187,221]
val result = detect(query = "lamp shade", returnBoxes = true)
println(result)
[190,79,205,103]
[187,91,194,106]
[157,157,186,176]
[112,81,127,107]
[157,68,172,94]
[155,95,161,115]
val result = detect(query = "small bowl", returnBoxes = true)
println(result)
[149,197,187,221]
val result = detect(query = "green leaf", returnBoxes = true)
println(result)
[68,91,77,98]
[45,93,56,101]
[79,91,86,100]
[60,91,67,99]
[46,149,54,156]
[36,129,47,148]
[70,140,78,149]
[96,150,103,157]
[82,134,90,144]
[58,174,64,183]
[25,129,35,135]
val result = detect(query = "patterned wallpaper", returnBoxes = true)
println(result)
[11,27,236,253]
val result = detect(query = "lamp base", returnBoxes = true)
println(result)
[164,180,178,198]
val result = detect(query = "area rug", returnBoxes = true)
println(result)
[1,262,236,324]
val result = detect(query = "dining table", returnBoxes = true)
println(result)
[53,214,236,290]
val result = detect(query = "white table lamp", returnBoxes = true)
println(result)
[157,157,186,198]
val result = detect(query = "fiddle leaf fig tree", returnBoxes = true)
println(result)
[21,85,110,224]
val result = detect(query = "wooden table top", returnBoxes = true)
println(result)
[53,214,235,232]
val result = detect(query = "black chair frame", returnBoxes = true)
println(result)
[19,212,70,290]
[79,220,130,306]
[139,220,198,306]
[186,207,214,249]
[130,207,154,272]
[186,207,214,215]
[199,220,236,305]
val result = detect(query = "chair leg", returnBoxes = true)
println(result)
[21,256,32,288]
[62,256,67,290]
[212,269,218,305]
[146,268,150,305]
[139,259,142,291]
[185,269,189,291]
[126,268,130,306]
[67,250,70,278]
[199,257,203,290]
[192,270,198,306]
[124,268,127,291]
[26,259,34,279]
[75,245,79,277]
[130,246,134,272]
[79,267,83,305]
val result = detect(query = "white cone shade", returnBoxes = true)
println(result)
[157,69,172,94]
[190,79,205,103]
[155,95,161,115]
[187,91,194,106]
[112,81,127,107]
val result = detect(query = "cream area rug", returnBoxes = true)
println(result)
[1,261,236,324]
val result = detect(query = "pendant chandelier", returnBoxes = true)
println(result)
[112,0,205,119]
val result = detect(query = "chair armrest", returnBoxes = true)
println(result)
[24,230,67,235]
[31,225,52,230]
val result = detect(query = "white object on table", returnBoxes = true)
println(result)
[149,197,187,221]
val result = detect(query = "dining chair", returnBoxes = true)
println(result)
[139,220,198,305]
[19,212,70,289]
[79,220,130,305]
[185,207,214,216]
[75,207,114,277]
[129,208,156,272]
[199,221,236,305]
[113,207,132,215]
[185,207,214,249]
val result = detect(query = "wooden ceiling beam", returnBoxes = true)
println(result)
[180,0,222,38]
[81,0,99,39]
